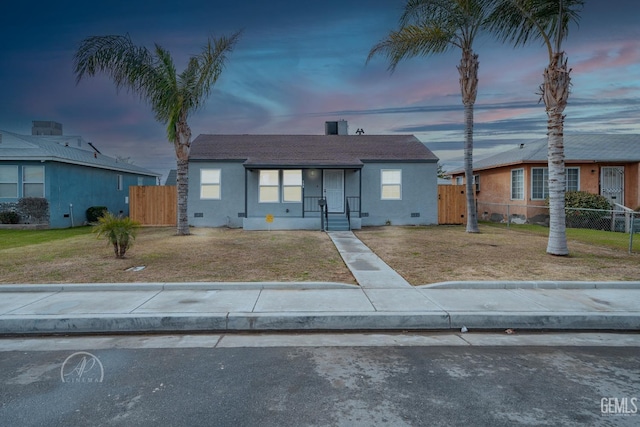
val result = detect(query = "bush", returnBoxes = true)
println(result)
[564,191,612,210]
[92,212,140,258]
[17,198,48,223]
[0,211,20,224]
[86,206,108,223]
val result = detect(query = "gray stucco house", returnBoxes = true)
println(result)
[187,124,439,230]
[0,122,159,228]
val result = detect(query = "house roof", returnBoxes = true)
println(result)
[0,130,160,176]
[451,134,640,175]
[189,134,438,168]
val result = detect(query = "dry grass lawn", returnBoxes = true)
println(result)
[0,225,638,285]
[355,225,640,285]
[0,228,354,285]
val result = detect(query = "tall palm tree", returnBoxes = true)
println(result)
[368,0,493,233]
[74,32,241,235]
[487,0,583,255]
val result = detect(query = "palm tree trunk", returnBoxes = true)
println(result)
[459,49,479,233]
[175,116,191,236]
[542,52,570,255]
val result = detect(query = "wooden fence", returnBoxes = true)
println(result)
[129,186,177,226]
[438,185,466,225]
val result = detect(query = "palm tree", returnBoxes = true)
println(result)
[487,0,583,255]
[74,32,241,235]
[367,0,493,233]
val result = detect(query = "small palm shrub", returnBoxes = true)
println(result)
[92,212,140,258]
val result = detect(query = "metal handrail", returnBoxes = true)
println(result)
[346,199,351,230]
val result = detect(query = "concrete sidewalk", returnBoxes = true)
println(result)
[1,230,639,335]
[1,281,639,335]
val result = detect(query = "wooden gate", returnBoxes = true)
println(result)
[129,186,177,226]
[438,185,466,225]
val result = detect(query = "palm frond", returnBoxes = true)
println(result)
[486,0,584,57]
[73,34,155,97]
[367,25,455,71]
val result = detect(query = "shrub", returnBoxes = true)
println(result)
[564,191,612,210]
[92,212,141,258]
[0,211,20,224]
[17,198,48,223]
[86,206,108,223]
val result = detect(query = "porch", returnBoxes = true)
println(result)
[242,168,362,231]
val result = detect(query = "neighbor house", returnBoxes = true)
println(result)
[187,122,439,230]
[0,121,159,228]
[449,134,640,223]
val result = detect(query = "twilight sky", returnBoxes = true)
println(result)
[1,0,639,180]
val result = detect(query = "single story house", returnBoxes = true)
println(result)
[449,134,640,222]
[187,123,439,230]
[0,122,159,228]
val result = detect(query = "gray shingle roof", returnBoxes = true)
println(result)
[0,130,159,176]
[466,134,640,172]
[190,134,438,167]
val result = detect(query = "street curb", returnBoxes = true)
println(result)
[419,281,640,290]
[1,312,639,335]
[0,282,359,293]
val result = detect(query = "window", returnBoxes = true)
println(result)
[282,170,302,202]
[566,167,580,192]
[200,169,221,199]
[511,169,524,200]
[473,174,480,192]
[0,165,18,198]
[381,169,402,200]
[531,167,548,200]
[137,177,144,186]
[23,166,44,197]
[259,170,279,203]
[455,176,462,185]
[531,167,580,199]
[117,174,123,191]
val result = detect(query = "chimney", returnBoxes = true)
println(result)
[325,120,348,135]
[32,121,63,135]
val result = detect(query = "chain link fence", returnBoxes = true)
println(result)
[477,201,639,253]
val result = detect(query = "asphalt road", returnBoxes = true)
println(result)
[1,333,639,426]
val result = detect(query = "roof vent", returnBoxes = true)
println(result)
[519,143,525,149]
[325,120,348,135]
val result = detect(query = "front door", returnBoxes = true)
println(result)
[601,166,624,206]
[323,170,344,213]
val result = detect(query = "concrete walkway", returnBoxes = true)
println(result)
[327,231,411,288]
[1,231,639,335]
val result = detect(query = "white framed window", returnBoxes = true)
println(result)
[381,169,402,200]
[137,177,144,186]
[259,170,279,203]
[200,169,221,199]
[282,170,302,202]
[455,176,463,185]
[0,165,18,198]
[23,165,44,197]
[511,169,524,200]
[531,167,548,200]
[566,167,580,192]
[117,174,123,191]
